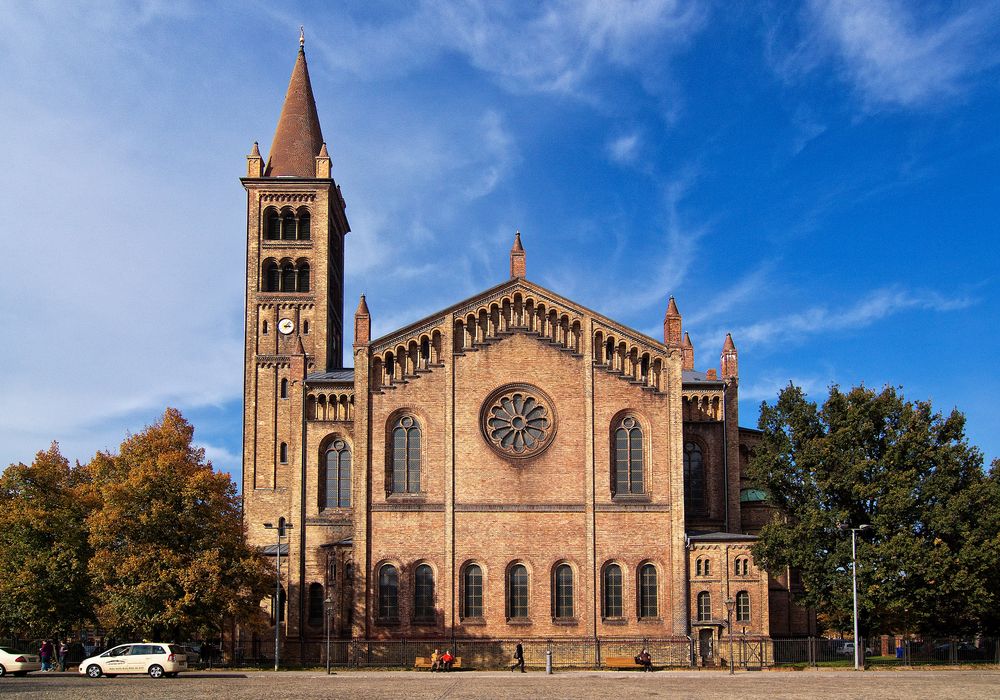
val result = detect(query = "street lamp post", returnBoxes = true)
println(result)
[263,520,293,672]
[724,597,735,675]
[842,523,872,671]
[324,596,333,674]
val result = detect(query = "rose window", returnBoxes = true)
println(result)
[481,384,556,459]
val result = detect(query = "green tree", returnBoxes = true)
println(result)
[747,384,1000,637]
[86,408,271,640]
[0,443,96,637]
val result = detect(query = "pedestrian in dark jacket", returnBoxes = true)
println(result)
[39,640,54,671]
[510,642,525,672]
[58,640,70,671]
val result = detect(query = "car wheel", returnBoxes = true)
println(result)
[0,664,6,677]
[148,664,164,679]
[86,664,103,678]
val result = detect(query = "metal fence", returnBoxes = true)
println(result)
[226,635,1000,670]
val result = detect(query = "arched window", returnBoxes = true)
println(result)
[322,439,351,510]
[553,564,574,619]
[280,378,288,399]
[697,591,711,621]
[734,557,750,577]
[736,590,750,622]
[613,416,644,495]
[507,564,529,620]
[462,564,483,619]
[303,320,309,335]
[390,416,421,494]
[279,442,287,464]
[281,210,296,240]
[704,558,711,576]
[602,563,623,619]
[742,559,749,576]
[263,319,269,334]
[413,564,434,623]
[639,563,658,619]
[263,261,279,291]
[281,263,296,292]
[684,442,705,513]
[264,209,280,240]
[378,564,399,621]
[297,262,310,292]
[307,582,324,626]
[297,211,311,240]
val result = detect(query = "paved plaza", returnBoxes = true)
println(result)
[1,668,998,700]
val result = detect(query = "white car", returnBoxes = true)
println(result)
[0,647,41,677]
[79,643,188,679]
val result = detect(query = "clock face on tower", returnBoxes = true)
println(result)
[278,318,295,335]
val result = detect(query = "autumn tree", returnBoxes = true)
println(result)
[0,443,96,637]
[747,384,1000,637]
[86,408,272,640]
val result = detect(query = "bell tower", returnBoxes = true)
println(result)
[242,35,350,495]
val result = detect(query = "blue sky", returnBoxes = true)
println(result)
[2,0,998,481]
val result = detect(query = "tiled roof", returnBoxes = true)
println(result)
[265,48,324,178]
[307,368,355,383]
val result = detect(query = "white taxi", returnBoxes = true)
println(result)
[79,643,187,678]
[0,647,41,677]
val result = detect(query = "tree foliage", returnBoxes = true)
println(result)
[85,408,272,640]
[0,443,97,637]
[747,384,1000,636]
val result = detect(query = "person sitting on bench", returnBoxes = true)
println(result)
[430,649,441,672]
[636,648,653,672]
[440,649,455,671]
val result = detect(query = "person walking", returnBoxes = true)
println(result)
[58,640,70,671]
[510,642,525,672]
[39,640,54,671]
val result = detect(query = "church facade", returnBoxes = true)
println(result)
[241,42,812,659]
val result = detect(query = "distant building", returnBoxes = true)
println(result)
[241,40,813,663]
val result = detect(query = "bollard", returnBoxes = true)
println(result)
[546,649,552,674]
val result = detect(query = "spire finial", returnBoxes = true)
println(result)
[299,26,305,49]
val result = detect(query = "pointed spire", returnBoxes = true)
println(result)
[317,142,329,158]
[356,293,370,316]
[682,331,694,371]
[246,141,263,177]
[354,294,371,345]
[666,296,679,318]
[721,332,738,380]
[265,37,325,178]
[510,230,526,279]
[663,296,682,346]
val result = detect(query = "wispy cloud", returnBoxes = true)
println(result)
[684,262,778,330]
[607,132,641,164]
[298,0,706,98]
[792,0,1000,110]
[720,286,975,348]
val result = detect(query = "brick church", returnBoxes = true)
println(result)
[241,40,812,660]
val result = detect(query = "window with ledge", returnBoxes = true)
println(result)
[413,564,434,623]
[390,416,421,494]
[602,563,623,619]
[377,564,399,622]
[696,557,711,577]
[684,442,705,513]
[612,416,644,495]
[697,591,712,621]
[552,564,574,620]
[280,378,288,399]
[507,564,529,620]
[736,590,750,622]
[462,564,483,619]
[638,563,658,619]
[734,557,749,577]
[321,439,351,509]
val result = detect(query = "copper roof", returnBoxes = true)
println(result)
[265,48,324,178]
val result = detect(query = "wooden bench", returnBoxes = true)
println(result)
[414,656,463,670]
[604,656,645,670]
